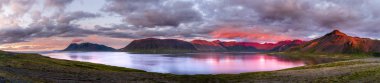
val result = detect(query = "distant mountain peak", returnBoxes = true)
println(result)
[326,30,348,37]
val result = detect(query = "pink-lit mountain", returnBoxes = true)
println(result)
[288,30,380,54]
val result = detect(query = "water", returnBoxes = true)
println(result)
[41,52,307,75]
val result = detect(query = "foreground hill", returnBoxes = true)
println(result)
[63,42,116,51]
[1,51,380,82]
[289,30,380,54]
[120,38,197,53]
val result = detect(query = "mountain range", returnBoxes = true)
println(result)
[120,38,305,53]
[62,30,380,55]
[191,40,227,51]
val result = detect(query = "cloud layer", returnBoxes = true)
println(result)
[0,0,101,44]
[2,0,380,47]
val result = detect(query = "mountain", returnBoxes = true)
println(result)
[120,38,197,53]
[191,40,227,51]
[63,42,116,51]
[288,30,380,54]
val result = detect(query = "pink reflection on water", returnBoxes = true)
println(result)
[192,53,305,73]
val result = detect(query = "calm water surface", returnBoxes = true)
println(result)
[41,52,307,75]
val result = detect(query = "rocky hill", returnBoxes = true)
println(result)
[63,42,116,51]
[288,30,380,54]
[120,38,197,53]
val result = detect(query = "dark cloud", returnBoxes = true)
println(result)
[101,32,141,39]
[44,0,74,11]
[56,11,101,24]
[0,11,100,44]
[94,25,117,31]
[102,0,202,27]
[0,0,102,44]
[93,22,214,39]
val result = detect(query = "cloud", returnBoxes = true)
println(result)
[3,0,380,45]
[98,0,380,42]
[71,38,84,43]
[0,0,35,16]
[211,27,294,42]
[0,0,9,12]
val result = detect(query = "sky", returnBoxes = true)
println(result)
[1,0,380,51]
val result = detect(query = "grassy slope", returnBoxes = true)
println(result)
[0,51,174,82]
[215,58,380,82]
[1,51,380,83]
[271,52,372,60]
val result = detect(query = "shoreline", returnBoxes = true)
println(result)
[1,51,380,82]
